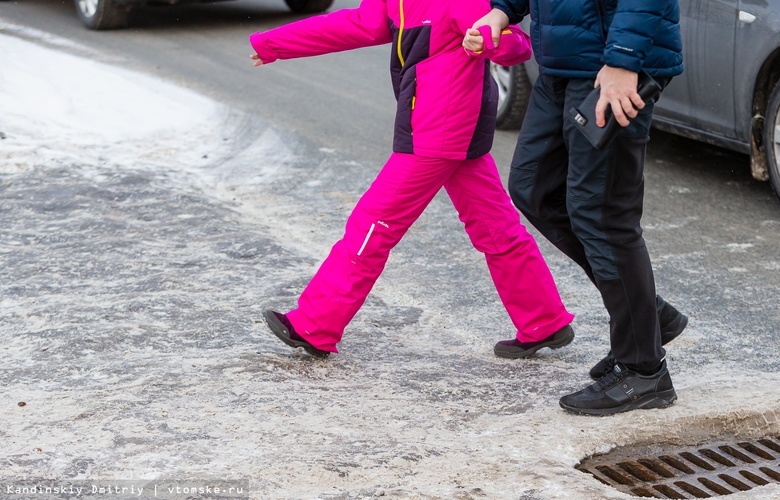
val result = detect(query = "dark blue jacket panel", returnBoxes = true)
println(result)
[490,0,683,78]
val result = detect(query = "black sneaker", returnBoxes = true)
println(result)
[494,325,574,359]
[262,309,329,358]
[589,298,688,380]
[560,361,677,416]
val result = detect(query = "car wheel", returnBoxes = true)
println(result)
[284,0,334,13]
[491,63,531,130]
[74,0,129,30]
[765,80,780,200]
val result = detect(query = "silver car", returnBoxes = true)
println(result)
[74,0,334,30]
[494,2,780,200]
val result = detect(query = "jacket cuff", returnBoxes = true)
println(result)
[249,32,279,64]
[602,47,643,74]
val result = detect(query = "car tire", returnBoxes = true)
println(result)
[492,63,532,130]
[75,0,129,30]
[284,0,334,13]
[765,80,780,200]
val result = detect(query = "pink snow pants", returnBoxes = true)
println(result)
[286,152,574,352]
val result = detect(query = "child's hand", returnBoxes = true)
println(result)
[250,54,263,67]
[462,28,484,53]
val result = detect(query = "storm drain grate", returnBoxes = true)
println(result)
[576,436,780,498]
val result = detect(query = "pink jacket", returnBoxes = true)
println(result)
[250,0,531,160]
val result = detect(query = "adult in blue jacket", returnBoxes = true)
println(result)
[465,0,687,416]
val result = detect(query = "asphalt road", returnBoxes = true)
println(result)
[5,0,778,365]
[2,1,780,497]
[2,0,396,166]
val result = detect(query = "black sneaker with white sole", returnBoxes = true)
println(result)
[589,297,688,380]
[560,360,677,416]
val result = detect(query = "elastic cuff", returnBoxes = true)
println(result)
[516,311,575,342]
[248,33,279,64]
[285,310,340,353]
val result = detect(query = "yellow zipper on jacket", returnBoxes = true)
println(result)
[398,0,413,122]
[397,0,405,67]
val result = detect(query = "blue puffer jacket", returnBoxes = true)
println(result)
[491,0,683,78]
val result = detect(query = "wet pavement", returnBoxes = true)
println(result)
[1,29,779,500]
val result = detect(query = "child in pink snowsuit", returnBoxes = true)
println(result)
[250,0,575,357]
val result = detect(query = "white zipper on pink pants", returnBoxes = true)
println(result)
[357,223,376,256]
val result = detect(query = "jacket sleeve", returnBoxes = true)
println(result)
[249,0,392,64]
[465,24,532,67]
[603,0,665,72]
[489,0,529,25]
[451,0,531,66]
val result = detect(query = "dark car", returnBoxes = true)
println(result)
[74,0,334,29]
[494,2,780,200]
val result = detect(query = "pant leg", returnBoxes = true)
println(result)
[444,154,574,341]
[286,153,460,352]
[508,75,667,370]
[508,75,597,284]
[561,78,663,371]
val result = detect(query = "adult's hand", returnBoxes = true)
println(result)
[594,65,644,127]
[250,54,263,67]
[464,9,509,50]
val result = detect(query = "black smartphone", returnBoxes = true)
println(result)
[568,70,662,150]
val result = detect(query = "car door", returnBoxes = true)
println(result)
[657,0,739,139]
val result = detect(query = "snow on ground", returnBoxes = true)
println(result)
[0,31,228,174]
[1,27,780,500]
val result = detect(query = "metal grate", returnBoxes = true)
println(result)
[576,436,780,498]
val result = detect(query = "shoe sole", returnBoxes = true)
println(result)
[559,389,678,416]
[494,327,574,359]
[262,310,329,358]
